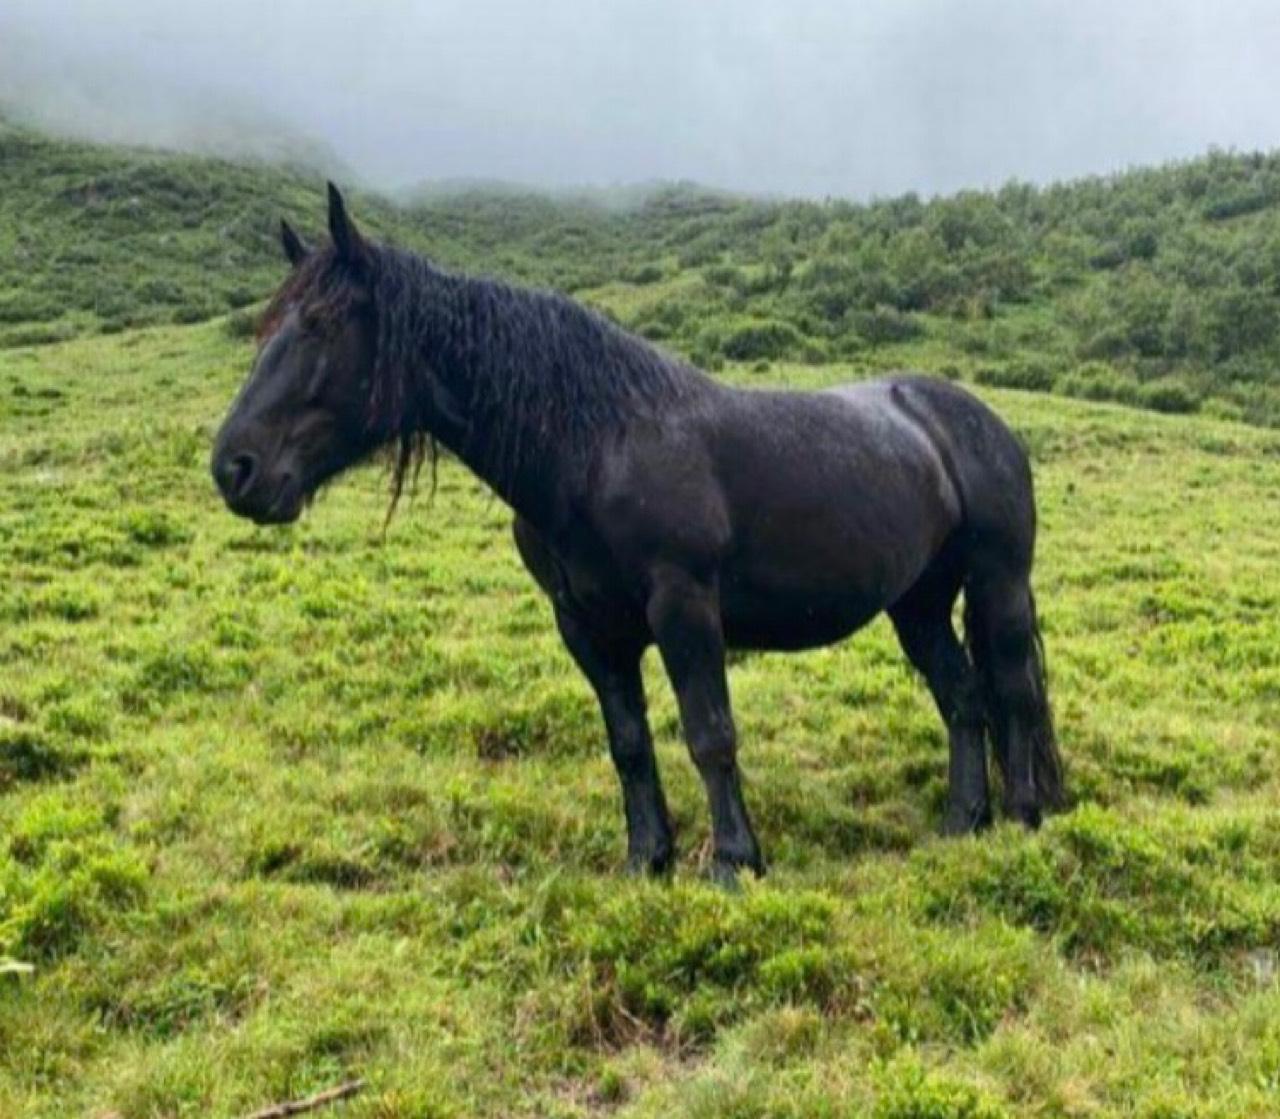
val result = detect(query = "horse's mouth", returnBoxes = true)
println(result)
[253,485,305,525]
[250,504,301,527]
[224,477,305,526]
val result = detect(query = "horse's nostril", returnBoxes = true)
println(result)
[217,451,259,500]
[231,453,258,496]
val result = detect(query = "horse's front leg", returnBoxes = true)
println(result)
[553,606,674,874]
[646,568,763,883]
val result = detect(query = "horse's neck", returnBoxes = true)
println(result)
[411,382,556,526]
[419,283,568,527]
[417,271,701,531]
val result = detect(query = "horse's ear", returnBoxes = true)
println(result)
[280,218,309,267]
[327,181,368,265]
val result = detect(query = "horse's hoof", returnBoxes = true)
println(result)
[624,847,674,877]
[940,804,993,837]
[704,859,743,891]
[1007,800,1042,831]
[703,852,765,890]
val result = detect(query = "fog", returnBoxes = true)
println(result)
[3,0,1279,199]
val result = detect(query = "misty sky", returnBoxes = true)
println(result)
[3,0,1279,198]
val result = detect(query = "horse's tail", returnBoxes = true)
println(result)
[964,583,1064,819]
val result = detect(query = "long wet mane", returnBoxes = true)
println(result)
[259,239,704,507]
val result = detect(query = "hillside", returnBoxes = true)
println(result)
[5,121,1280,423]
[4,319,1280,1115]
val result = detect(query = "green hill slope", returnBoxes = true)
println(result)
[0,119,418,343]
[6,122,1280,423]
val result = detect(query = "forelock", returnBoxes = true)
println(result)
[256,247,360,344]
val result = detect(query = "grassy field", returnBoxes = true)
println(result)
[3,317,1280,1117]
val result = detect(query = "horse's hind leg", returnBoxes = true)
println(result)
[890,555,992,834]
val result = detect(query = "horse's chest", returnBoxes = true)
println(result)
[545,537,647,628]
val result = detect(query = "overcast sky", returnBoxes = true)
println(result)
[3,1,1279,198]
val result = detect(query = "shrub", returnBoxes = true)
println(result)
[719,318,807,362]
[629,298,688,343]
[1202,185,1271,220]
[621,262,664,285]
[689,348,725,372]
[223,307,260,341]
[1089,242,1128,270]
[702,264,745,289]
[1123,220,1160,261]
[677,241,721,269]
[1056,363,1137,406]
[1201,397,1245,423]
[172,303,215,324]
[972,360,1057,393]
[851,305,925,346]
[800,338,830,364]
[1137,377,1200,415]
[1209,286,1275,359]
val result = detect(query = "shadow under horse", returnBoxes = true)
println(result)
[212,185,1064,882]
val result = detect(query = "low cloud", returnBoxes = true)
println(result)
[3,0,1279,197]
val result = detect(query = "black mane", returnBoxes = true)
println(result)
[264,241,707,504]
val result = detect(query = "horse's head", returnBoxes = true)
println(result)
[211,184,382,524]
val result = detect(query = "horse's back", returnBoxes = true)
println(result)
[718,373,1028,537]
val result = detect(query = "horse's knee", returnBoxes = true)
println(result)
[609,721,653,777]
[687,718,737,772]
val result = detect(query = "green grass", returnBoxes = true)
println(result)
[3,318,1280,1116]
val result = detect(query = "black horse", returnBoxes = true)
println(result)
[212,185,1062,881]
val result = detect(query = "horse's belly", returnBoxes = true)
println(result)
[716,506,945,650]
[719,583,885,650]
